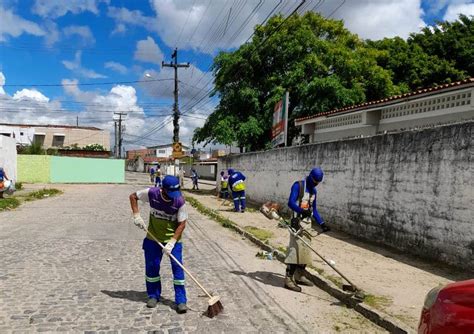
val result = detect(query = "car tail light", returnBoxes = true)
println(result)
[423,286,443,309]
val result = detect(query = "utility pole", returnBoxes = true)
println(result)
[162,48,189,144]
[113,112,127,158]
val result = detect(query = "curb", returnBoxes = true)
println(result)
[186,194,414,334]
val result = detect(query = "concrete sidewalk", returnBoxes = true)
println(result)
[183,186,469,330]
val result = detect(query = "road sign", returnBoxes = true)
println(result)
[172,142,184,158]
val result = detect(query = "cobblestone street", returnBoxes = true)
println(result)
[0,180,384,333]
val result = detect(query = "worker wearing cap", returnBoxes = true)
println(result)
[0,166,9,199]
[227,168,246,213]
[219,171,229,199]
[284,167,329,292]
[129,175,188,313]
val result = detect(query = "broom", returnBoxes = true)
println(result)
[144,227,224,317]
[269,211,366,300]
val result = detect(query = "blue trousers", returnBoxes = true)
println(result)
[142,238,187,304]
[155,177,162,187]
[232,190,246,212]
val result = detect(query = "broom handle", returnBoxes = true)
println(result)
[144,228,214,299]
[282,220,358,289]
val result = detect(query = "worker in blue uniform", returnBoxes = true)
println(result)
[227,168,246,213]
[284,167,329,292]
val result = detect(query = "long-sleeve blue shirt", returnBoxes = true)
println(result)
[228,171,246,188]
[288,179,324,225]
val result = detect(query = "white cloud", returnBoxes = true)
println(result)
[43,20,60,46]
[149,0,277,53]
[111,23,127,35]
[0,6,45,41]
[0,71,205,148]
[317,0,426,40]
[140,63,213,101]
[32,0,109,18]
[13,89,50,102]
[62,51,107,79]
[63,25,95,45]
[104,61,128,74]
[0,72,5,95]
[134,37,163,65]
[444,2,474,21]
[107,6,155,28]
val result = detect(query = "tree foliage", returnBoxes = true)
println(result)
[193,13,473,151]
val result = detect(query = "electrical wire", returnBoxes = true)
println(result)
[3,78,174,88]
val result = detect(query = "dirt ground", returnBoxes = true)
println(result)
[184,182,470,330]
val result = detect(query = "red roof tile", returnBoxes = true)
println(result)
[295,78,474,124]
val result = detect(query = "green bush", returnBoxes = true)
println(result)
[0,198,20,211]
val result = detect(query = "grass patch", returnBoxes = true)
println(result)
[186,196,235,229]
[15,182,23,190]
[0,197,20,211]
[243,226,273,242]
[277,245,287,254]
[363,294,393,309]
[24,188,62,201]
[324,274,344,288]
[186,188,216,196]
[307,264,324,275]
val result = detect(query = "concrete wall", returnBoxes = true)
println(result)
[34,126,110,150]
[182,163,218,181]
[50,157,125,183]
[219,122,473,270]
[17,155,51,183]
[0,136,18,181]
[17,155,125,183]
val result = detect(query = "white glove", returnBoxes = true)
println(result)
[163,238,177,254]
[132,213,146,230]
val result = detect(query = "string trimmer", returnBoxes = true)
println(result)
[145,228,224,317]
[269,211,366,300]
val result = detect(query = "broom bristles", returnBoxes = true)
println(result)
[204,296,223,318]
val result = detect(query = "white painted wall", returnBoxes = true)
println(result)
[0,125,35,146]
[0,135,17,181]
[219,121,474,270]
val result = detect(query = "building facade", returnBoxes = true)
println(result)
[0,123,110,150]
[295,78,474,143]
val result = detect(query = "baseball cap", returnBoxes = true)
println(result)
[161,175,181,198]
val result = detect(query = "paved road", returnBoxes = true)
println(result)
[0,180,384,333]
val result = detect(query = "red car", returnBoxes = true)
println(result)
[419,279,474,334]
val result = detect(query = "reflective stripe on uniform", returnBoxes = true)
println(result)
[146,275,161,283]
[173,279,185,285]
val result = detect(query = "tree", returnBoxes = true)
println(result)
[193,12,400,151]
[409,14,473,77]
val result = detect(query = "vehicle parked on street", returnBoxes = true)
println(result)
[418,279,474,334]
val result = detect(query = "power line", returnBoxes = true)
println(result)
[3,78,174,88]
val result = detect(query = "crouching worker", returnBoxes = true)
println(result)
[284,167,329,292]
[129,175,188,313]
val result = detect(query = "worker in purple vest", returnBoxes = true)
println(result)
[129,175,188,313]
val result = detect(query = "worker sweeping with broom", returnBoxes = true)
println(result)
[284,167,329,292]
[129,175,223,317]
[130,175,188,312]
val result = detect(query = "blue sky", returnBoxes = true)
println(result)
[0,0,473,149]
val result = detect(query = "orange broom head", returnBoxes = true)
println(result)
[205,295,223,318]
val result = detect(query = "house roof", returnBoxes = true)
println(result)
[147,143,190,149]
[0,123,102,131]
[295,77,474,124]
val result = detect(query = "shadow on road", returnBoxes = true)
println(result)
[230,270,340,303]
[230,270,285,288]
[100,290,176,309]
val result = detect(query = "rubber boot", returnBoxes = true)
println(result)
[284,276,302,292]
[294,268,314,286]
